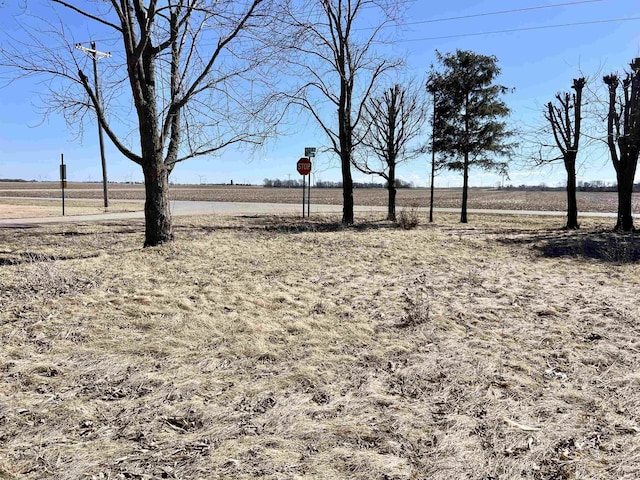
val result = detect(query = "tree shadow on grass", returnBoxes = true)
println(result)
[187,215,401,234]
[497,228,640,263]
[0,251,102,266]
[0,221,145,266]
[262,219,397,234]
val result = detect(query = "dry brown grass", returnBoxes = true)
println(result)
[1,213,639,479]
[0,198,142,219]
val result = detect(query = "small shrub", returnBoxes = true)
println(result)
[399,289,431,327]
[396,205,420,230]
[10,260,97,299]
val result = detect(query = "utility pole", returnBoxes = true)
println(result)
[427,83,437,223]
[430,93,436,223]
[76,42,111,208]
[60,153,66,216]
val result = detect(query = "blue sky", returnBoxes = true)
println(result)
[1,0,639,187]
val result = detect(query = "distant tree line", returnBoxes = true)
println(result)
[263,178,414,189]
[578,181,640,192]
[263,178,305,188]
[499,182,640,192]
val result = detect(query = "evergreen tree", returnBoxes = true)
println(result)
[428,50,515,223]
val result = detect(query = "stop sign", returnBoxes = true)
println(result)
[297,157,312,175]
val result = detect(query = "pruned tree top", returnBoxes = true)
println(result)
[538,77,586,164]
[602,58,640,170]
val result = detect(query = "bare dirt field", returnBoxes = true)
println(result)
[1,212,639,479]
[1,182,638,214]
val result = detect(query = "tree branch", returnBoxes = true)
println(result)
[52,0,122,31]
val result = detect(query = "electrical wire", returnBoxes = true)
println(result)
[356,0,606,31]
[398,15,640,42]
[403,0,605,27]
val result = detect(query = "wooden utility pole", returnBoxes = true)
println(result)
[60,153,66,216]
[76,42,111,208]
[430,91,436,223]
[427,83,437,223]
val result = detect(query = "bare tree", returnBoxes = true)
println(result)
[537,78,586,229]
[281,0,402,225]
[603,58,640,232]
[353,82,427,221]
[0,0,285,246]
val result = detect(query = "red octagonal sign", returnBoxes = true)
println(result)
[297,157,312,176]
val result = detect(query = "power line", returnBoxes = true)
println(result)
[403,0,604,27]
[356,0,605,31]
[398,16,640,42]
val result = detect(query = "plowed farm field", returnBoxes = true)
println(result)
[1,182,637,213]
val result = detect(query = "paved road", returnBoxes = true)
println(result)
[0,198,628,228]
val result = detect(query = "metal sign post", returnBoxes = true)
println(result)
[302,174,306,218]
[60,153,66,216]
[297,157,312,218]
[307,174,311,217]
[304,148,316,218]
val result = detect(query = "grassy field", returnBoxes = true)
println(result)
[1,182,638,214]
[1,212,639,479]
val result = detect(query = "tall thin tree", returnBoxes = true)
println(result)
[353,82,427,221]
[426,76,444,223]
[539,77,586,229]
[281,0,402,225]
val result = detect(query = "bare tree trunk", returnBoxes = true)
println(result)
[565,155,579,229]
[341,150,354,224]
[615,168,635,232]
[339,92,354,225]
[461,92,469,224]
[429,180,435,223]
[143,161,173,247]
[429,143,436,223]
[387,185,397,221]
[460,152,469,223]
[387,164,396,221]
